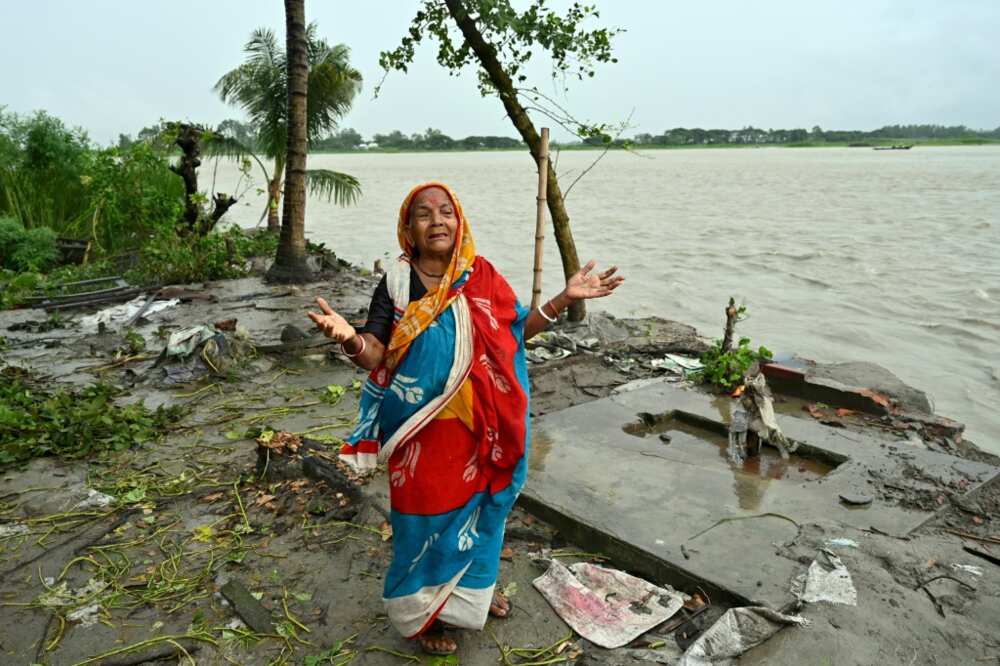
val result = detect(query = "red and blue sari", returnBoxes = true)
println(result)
[340,183,531,637]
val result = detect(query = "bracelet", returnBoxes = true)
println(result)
[342,334,366,358]
[537,301,558,323]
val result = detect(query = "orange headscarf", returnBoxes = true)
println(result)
[383,182,477,370]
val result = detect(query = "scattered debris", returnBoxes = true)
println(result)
[533,559,687,649]
[839,493,873,506]
[73,488,115,509]
[650,353,704,374]
[220,579,275,634]
[79,293,179,333]
[677,606,809,665]
[791,549,858,606]
[66,603,102,627]
[165,325,217,357]
[0,523,29,538]
[963,545,1000,568]
[825,538,860,549]
[738,373,798,460]
[951,563,984,577]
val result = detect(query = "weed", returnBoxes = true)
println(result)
[0,367,185,466]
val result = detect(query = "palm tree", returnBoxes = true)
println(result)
[274,0,310,281]
[214,24,362,233]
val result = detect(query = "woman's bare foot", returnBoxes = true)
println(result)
[417,622,457,655]
[489,590,511,618]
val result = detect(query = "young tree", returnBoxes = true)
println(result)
[380,0,621,320]
[270,0,311,282]
[215,24,363,232]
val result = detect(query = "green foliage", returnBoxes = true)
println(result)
[380,1,620,92]
[0,109,93,233]
[698,337,773,392]
[0,216,60,273]
[74,142,183,254]
[127,226,277,287]
[16,226,60,272]
[0,269,41,309]
[379,1,622,140]
[215,26,361,157]
[0,368,184,466]
[0,110,184,257]
[213,25,363,210]
[123,329,146,355]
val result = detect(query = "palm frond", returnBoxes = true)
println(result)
[305,169,361,206]
[215,27,361,159]
[202,133,270,180]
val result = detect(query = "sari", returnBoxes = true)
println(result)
[339,182,531,637]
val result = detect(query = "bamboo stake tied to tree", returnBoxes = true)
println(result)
[530,127,550,310]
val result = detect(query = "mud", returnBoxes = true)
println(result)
[2,267,998,665]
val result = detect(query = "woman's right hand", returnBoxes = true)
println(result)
[307,297,355,343]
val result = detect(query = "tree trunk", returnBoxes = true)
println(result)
[721,297,738,354]
[169,123,203,234]
[268,0,313,283]
[265,158,285,233]
[443,0,585,321]
[266,177,281,232]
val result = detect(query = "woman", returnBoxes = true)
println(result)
[307,182,623,655]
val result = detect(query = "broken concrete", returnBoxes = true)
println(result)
[524,380,999,610]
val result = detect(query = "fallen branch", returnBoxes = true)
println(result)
[942,528,1000,546]
[74,632,217,665]
[687,512,801,542]
[915,573,977,592]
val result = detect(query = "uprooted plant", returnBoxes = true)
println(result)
[696,298,772,392]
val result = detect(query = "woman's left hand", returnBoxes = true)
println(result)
[565,260,624,300]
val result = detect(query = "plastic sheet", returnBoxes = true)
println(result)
[533,560,687,649]
[679,606,809,665]
[791,549,858,606]
[79,294,178,332]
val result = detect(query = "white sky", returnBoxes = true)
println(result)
[3,0,998,144]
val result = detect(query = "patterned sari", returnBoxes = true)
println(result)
[340,183,531,637]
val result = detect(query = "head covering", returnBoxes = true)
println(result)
[384,182,477,369]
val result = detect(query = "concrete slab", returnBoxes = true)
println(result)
[523,381,999,609]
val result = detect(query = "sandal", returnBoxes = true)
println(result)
[417,622,458,656]
[489,590,512,618]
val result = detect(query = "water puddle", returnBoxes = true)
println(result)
[624,411,837,509]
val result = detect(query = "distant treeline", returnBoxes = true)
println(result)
[627,124,1000,147]
[119,121,1000,152]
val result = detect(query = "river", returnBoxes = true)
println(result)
[213,146,1000,453]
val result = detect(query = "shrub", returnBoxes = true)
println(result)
[127,226,276,286]
[0,217,59,272]
[11,226,59,272]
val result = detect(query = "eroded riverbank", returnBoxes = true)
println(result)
[1,265,998,665]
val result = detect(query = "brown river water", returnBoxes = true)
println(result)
[213,146,1000,454]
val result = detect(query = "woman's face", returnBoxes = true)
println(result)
[407,187,458,259]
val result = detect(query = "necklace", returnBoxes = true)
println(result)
[415,263,445,279]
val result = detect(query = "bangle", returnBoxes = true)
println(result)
[537,302,558,323]
[342,334,366,358]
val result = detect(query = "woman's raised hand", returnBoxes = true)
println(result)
[565,260,625,301]
[307,297,355,343]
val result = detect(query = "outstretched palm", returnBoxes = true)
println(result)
[565,260,624,300]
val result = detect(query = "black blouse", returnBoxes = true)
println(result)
[360,271,428,346]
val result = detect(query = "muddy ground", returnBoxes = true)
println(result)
[1,267,998,665]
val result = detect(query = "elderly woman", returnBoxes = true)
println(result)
[308,182,623,655]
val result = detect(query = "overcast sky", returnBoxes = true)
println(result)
[3,0,998,145]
